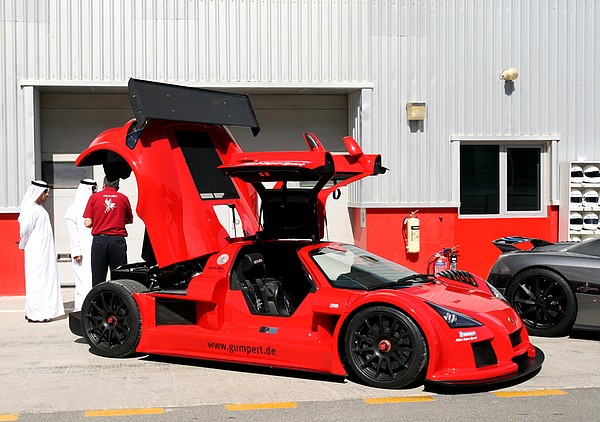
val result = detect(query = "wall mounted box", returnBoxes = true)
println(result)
[406,102,426,120]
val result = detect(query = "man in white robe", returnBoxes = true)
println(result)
[18,180,65,322]
[65,179,97,311]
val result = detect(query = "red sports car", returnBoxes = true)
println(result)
[69,79,543,389]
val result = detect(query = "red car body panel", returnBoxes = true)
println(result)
[71,79,543,389]
[129,238,537,385]
[77,120,260,267]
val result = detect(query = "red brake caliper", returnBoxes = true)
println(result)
[378,339,392,353]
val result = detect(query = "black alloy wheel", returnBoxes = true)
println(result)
[506,268,577,337]
[80,280,148,358]
[345,306,428,389]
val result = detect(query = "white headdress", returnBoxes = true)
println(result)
[65,179,97,222]
[19,180,49,213]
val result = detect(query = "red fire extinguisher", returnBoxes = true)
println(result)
[433,254,448,274]
[427,246,460,274]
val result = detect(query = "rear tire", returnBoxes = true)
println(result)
[506,269,577,337]
[345,306,428,389]
[80,280,148,357]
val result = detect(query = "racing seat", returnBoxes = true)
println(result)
[238,253,291,316]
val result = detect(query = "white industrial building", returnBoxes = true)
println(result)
[1,0,599,294]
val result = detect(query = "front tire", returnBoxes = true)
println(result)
[80,280,148,358]
[506,268,577,337]
[345,306,428,389]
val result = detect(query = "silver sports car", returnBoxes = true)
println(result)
[487,236,600,337]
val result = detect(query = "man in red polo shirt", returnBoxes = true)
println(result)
[84,177,133,286]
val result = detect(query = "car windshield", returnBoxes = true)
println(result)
[310,244,422,290]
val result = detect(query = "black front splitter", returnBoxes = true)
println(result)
[427,346,545,388]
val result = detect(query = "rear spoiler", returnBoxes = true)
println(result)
[492,236,554,252]
[126,78,260,148]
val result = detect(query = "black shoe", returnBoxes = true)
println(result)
[26,317,51,323]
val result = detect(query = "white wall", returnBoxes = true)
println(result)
[2,1,600,211]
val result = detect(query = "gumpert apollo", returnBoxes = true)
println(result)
[69,79,543,389]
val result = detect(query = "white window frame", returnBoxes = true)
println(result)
[450,136,559,219]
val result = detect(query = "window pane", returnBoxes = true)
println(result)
[42,161,92,189]
[460,145,499,214]
[507,148,540,211]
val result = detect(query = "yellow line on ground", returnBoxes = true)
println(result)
[84,408,164,417]
[0,415,18,422]
[493,389,567,398]
[226,402,298,411]
[364,396,436,404]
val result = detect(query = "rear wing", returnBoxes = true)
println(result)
[492,236,554,252]
[126,78,260,148]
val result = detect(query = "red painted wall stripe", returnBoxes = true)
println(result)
[0,215,25,296]
[361,206,559,279]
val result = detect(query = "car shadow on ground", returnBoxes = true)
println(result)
[569,329,600,341]
[141,354,348,385]
[140,353,546,393]
[141,354,543,394]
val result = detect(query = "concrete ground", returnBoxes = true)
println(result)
[0,287,599,414]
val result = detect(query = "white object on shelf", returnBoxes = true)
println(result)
[560,161,600,241]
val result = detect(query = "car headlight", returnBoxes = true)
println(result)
[427,302,483,328]
[486,281,508,302]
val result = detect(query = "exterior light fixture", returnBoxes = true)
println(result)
[500,67,519,82]
[406,102,426,121]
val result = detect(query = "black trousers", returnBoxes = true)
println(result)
[91,235,127,287]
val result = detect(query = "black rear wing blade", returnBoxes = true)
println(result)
[128,78,260,136]
[492,236,554,252]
